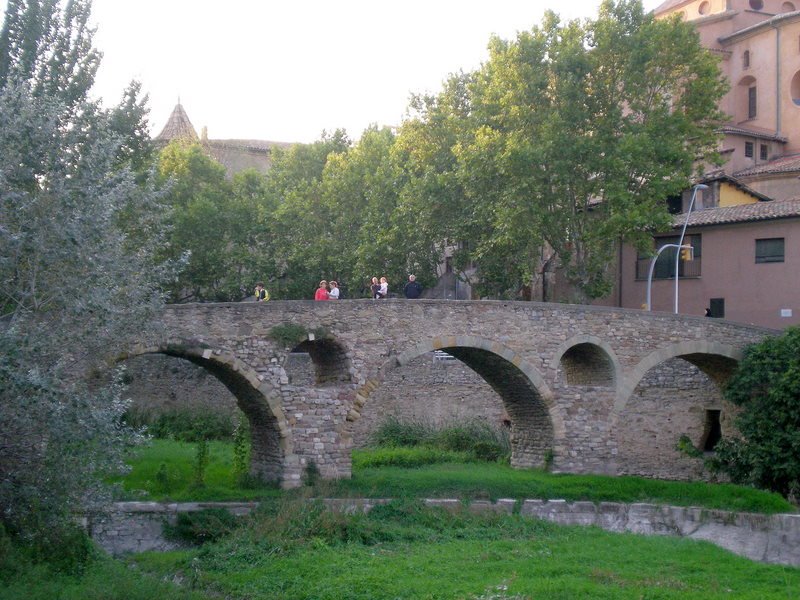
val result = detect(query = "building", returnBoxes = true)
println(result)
[655,0,800,195]
[617,181,800,328]
[154,102,294,176]
[606,1,800,328]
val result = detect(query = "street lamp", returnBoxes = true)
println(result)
[673,184,708,314]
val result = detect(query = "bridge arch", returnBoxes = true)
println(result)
[287,337,353,386]
[614,341,743,415]
[120,342,292,484]
[346,335,562,469]
[551,335,620,389]
[611,341,743,479]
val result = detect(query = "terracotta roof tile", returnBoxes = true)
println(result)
[155,103,198,141]
[673,199,800,228]
[734,154,800,177]
[721,125,788,143]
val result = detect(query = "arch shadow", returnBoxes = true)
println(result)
[289,337,352,385]
[120,342,292,484]
[551,335,621,389]
[345,335,563,469]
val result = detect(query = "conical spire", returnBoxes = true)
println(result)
[155,102,199,142]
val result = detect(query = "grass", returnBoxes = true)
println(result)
[117,440,794,514]
[9,500,800,598]
[0,551,207,600]
[125,498,800,599]
[336,460,794,514]
[111,439,281,502]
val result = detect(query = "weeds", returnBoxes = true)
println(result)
[368,417,510,463]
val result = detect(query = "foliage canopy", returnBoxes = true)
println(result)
[710,327,800,498]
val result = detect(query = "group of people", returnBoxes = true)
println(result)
[254,274,423,302]
[314,280,340,301]
[369,277,389,299]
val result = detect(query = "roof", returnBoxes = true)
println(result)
[673,198,800,228]
[720,125,788,144]
[207,139,295,153]
[718,10,800,44]
[653,0,690,15]
[697,172,772,202]
[734,154,800,177]
[155,103,198,142]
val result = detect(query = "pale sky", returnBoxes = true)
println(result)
[13,1,662,144]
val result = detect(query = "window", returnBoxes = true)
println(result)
[745,141,754,157]
[743,50,750,69]
[791,70,800,104]
[750,0,764,9]
[666,194,683,215]
[755,238,785,263]
[783,2,797,12]
[636,234,702,279]
[748,86,757,118]
[699,1,710,15]
[760,144,768,160]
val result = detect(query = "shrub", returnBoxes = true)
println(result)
[232,419,251,485]
[125,408,235,442]
[192,439,210,489]
[709,327,800,497]
[163,508,239,545]
[353,447,472,469]
[268,323,308,348]
[368,417,510,463]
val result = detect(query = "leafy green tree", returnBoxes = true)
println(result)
[263,130,350,298]
[709,328,800,498]
[157,141,241,301]
[401,0,727,300]
[0,0,168,555]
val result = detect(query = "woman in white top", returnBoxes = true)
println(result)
[328,280,340,299]
[378,277,388,299]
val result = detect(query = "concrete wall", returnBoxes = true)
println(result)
[91,500,800,567]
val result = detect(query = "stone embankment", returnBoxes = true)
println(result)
[91,499,800,566]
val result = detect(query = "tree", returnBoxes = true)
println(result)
[400,0,727,300]
[0,0,168,555]
[157,141,238,302]
[709,328,800,498]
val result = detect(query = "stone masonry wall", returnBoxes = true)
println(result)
[351,352,508,447]
[93,500,800,567]
[140,300,773,486]
[121,354,239,419]
[616,358,733,480]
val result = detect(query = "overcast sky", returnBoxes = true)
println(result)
[14,1,661,143]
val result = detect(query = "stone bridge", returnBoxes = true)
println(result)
[126,300,773,488]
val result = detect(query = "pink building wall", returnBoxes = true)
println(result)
[617,217,800,329]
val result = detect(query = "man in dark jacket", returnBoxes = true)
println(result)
[404,274,423,299]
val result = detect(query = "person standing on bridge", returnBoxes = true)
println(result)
[404,274,422,299]
[315,280,329,301]
[378,276,388,299]
[328,281,340,300]
[370,277,381,299]
[254,282,269,301]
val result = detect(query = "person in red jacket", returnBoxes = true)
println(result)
[314,280,329,301]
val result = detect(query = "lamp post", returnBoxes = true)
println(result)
[673,184,708,314]
[645,243,690,311]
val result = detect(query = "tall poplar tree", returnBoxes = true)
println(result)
[0,0,168,554]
